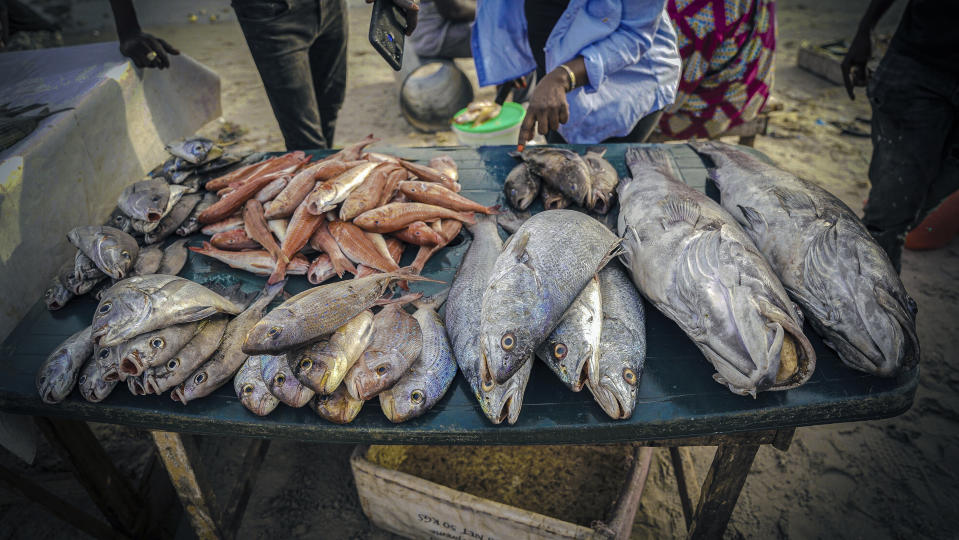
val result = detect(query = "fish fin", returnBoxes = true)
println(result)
[737,205,767,234]
[412,288,450,311]
[457,211,478,225]
[660,197,701,229]
[625,147,682,182]
[374,292,423,307]
[267,258,288,285]
[771,187,818,217]
[177,306,223,323]
[508,231,531,264]
[585,146,607,157]
[391,267,446,284]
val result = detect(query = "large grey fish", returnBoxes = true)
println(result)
[691,141,919,376]
[481,209,620,384]
[67,226,138,280]
[177,192,217,236]
[134,246,164,276]
[520,147,592,206]
[158,238,190,276]
[74,251,105,281]
[92,275,245,347]
[243,271,432,354]
[261,354,314,407]
[44,274,74,310]
[172,280,285,404]
[617,147,816,396]
[447,214,532,424]
[144,193,201,245]
[235,356,280,416]
[78,357,117,403]
[535,274,602,392]
[143,316,229,395]
[117,321,200,377]
[504,162,541,211]
[104,208,133,234]
[587,263,647,419]
[344,302,423,401]
[583,147,619,214]
[36,326,93,404]
[290,310,374,395]
[118,178,170,222]
[311,385,364,424]
[165,137,223,165]
[380,294,456,423]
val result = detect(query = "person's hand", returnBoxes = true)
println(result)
[365,0,420,35]
[841,28,871,100]
[517,69,570,148]
[119,31,179,69]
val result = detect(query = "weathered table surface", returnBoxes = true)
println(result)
[0,144,918,445]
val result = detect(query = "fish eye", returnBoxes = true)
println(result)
[120,250,131,260]
[152,195,161,202]
[151,337,165,349]
[623,368,637,386]
[98,302,112,314]
[553,343,568,360]
[168,358,179,369]
[242,383,254,396]
[500,333,515,351]
[78,375,86,385]
[194,372,206,384]
[374,220,380,225]
[98,348,110,359]
[274,374,286,386]
[299,358,313,370]
[114,216,124,223]
[375,364,389,376]
[38,375,46,384]
[267,326,282,338]
[410,390,424,404]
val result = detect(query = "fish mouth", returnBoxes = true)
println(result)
[102,367,120,383]
[41,389,58,405]
[129,379,146,395]
[119,355,144,376]
[147,211,162,222]
[170,386,187,404]
[591,192,612,215]
[380,396,397,422]
[145,375,160,395]
[588,381,631,420]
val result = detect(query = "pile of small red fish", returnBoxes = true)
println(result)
[190,134,498,284]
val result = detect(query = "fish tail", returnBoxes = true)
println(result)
[624,147,682,183]
[412,288,449,311]
[482,204,502,215]
[457,211,478,225]
[391,267,446,284]
[267,258,288,285]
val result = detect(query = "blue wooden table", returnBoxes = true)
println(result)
[0,144,918,540]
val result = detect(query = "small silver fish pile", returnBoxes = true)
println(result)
[230,273,456,424]
[504,146,620,214]
[446,210,642,424]
[35,274,261,404]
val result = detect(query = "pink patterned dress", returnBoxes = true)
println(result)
[658,0,776,139]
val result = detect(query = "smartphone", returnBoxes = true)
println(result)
[369,0,406,71]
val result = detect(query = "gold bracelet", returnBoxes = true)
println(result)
[558,63,576,91]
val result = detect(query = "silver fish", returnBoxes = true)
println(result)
[134,246,164,276]
[261,354,314,407]
[504,163,541,211]
[587,263,647,419]
[520,147,592,206]
[481,209,620,384]
[78,357,117,402]
[118,178,170,222]
[235,356,280,416]
[104,208,133,234]
[36,326,93,404]
[290,310,374,395]
[310,385,365,424]
[144,316,229,395]
[92,275,244,347]
[172,281,285,404]
[117,322,200,377]
[617,147,816,397]
[535,274,602,392]
[44,275,74,310]
[583,146,618,214]
[447,214,532,424]
[344,302,423,401]
[177,192,217,236]
[165,137,223,165]
[144,193,201,244]
[67,226,139,280]
[691,141,919,376]
[380,294,456,423]
[158,238,190,276]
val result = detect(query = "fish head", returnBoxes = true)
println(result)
[589,365,640,420]
[105,209,133,233]
[236,359,280,416]
[124,179,170,222]
[291,341,332,392]
[44,281,72,310]
[94,344,124,382]
[119,328,176,376]
[313,390,364,424]
[166,137,218,164]
[243,309,303,354]
[92,286,152,346]
[36,349,77,404]
[481,266,539,384]
[171,368,211,405]
[539,336,594,391]
[380,386,429,423]
[589,188,614,215]
[78,361,114,402]
[95,232,135,279]
[477,356,532,425]
[346,350,402,400]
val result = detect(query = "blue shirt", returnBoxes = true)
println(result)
[471,0,681,144]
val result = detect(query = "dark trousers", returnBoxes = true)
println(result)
[864,48,959,272]
[546,109,664,144]
[233,0,348,150]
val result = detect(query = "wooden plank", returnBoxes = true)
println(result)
[135,449,183,540]
[151,431,222,540]
[34,417,143,535]
[605,446,654,539]
[669,446,700,528]
[685,443,760,540]
[220,439,271,540]
[0,461,128,540]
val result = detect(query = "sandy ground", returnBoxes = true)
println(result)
[2,0,958,539]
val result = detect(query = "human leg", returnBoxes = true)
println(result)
[308,0,348,147]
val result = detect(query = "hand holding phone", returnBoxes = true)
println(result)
[368,0,420,71]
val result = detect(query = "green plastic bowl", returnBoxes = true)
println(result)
[451,102,526,146]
